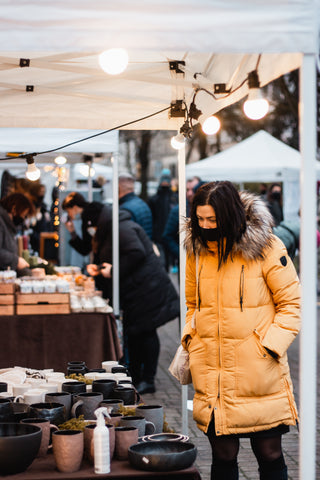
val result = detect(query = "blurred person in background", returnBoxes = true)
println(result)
[266,183,283,226]
[86,204,179,394]
[118,173,153,240]
[0,193,34,275]
[62,192,103,256]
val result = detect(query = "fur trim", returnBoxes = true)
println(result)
[184,191,274,261]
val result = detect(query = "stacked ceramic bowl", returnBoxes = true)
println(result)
[140,432,189,443]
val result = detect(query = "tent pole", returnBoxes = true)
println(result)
[178,144,188,435]
[299,53,317,480]
[112,154,120,322]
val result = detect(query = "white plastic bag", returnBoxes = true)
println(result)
[168,345,192,385]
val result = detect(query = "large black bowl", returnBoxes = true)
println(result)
[128,440,197,472]
[0,423,42,475]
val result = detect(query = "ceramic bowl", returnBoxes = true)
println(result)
[0,423,42,474]
[128,440,197,472]
[141,432,189,442]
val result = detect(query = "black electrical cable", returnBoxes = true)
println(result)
[0,106,170,161]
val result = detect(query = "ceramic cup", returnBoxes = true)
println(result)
[14,389,46,405]
[101,361,119,372]
[92,379,117,399]
[84,423,115,464]
[100,399,124,414]
[39,383,58,394]
[114,426,139,460]
[12,384,30,398]
[9,402,30,422]
[112,386,140,405]
[119,415,155,437]
[107,413,123,427]
[0,382,8,393]
[61,381,86,395]
[45,392,72,420]
[0,399,12,421]
[135,405,164,434]
[21,418,59,457]
[30,402,66,426]
[71,392,104,420]
[52,430,84,473]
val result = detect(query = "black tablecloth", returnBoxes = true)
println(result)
[0,313,122,372]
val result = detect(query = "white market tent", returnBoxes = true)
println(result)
[0,2,319,477]
[186,130,320,220]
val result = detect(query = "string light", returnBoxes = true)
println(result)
[99,48,129,75]
[243,70,269,120]
[171,132,185,150]
[25,155,41,181]
[54,155,67,165]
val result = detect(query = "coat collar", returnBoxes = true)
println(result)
[184,191,274,261]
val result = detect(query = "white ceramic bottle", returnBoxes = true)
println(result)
[94,407,111,474]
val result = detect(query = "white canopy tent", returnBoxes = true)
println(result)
[186,130,320,220]
[0,2,319,477]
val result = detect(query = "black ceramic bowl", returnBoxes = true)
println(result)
[0,423,42,475]
[128,440,197,472]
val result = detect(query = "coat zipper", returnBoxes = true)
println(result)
[197,263,203,311]
[239,265,244,312]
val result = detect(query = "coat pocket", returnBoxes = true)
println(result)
[235,333,282,397]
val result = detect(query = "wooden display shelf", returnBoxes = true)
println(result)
[0,283,15,294]
[15,292,70,315]
[0,305,15,315]
[16,303,70,315]
[16,292,70,304]
[0,294,14,305]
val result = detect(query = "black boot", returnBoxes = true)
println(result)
[259,466,288,480]
[211,459,239,480]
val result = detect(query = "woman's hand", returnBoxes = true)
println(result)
[17,257,30,270]
[86,264,100,277]
[100,262,112,278]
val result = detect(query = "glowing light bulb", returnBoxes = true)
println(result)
[54,155,67,165]
[243,88,269,120]
[200,115,221,135]
[99,48,129,75]
[79,164,95,177]
[171,133,185,150]
[25,162,41,181]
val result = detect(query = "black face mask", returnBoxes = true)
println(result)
[271,191,281,201]
[12,215,24,226]
[200,227,221,242]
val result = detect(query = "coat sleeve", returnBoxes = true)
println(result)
[181,252,197,349]
[260,236,301,358]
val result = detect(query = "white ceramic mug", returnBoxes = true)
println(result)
[12,384,30,397]
[101,361,119,372]
[39,383,58,394]
[14,389,46,404]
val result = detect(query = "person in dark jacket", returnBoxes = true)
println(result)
[273,220,300,260]
[119,173,153,240]
[0,193,33,274]
[62,192,104,256]
[266,183,284,226]
[87,205,180,394]
[148,168,178,270]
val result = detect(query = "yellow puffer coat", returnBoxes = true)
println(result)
[181,192,301,435]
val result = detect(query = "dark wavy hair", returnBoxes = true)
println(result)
[190,181,246,268]
[0,192,34,217]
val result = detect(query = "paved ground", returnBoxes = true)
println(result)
[139,274,320,480]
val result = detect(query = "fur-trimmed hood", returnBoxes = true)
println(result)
[184,191,275,261]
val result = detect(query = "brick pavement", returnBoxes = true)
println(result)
[139,276,320,480]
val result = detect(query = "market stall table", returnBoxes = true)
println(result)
[0,312,122,371]
[1,455,201,480]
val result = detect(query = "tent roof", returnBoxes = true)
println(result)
[185,130,320,182]
[0,1,318,133]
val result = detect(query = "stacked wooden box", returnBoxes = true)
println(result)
[15,292,70,315]
[0,283,15,315]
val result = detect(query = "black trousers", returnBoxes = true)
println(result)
[127,329,160,385]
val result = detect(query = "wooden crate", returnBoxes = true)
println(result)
[15,292,70,315]
[0,305,14,315]
[0,283,15,294]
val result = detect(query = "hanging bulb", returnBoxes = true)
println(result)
[99,48,129,75]
[243,89,269,120]
[54,155,67,165]
[79,164,95,177]
[243,70,269,120]
[171,132,185,150]
[199,114,221,135]
[25,155,41,181]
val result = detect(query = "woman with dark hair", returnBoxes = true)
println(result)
[0,193,33,273]
[182,181,300,480]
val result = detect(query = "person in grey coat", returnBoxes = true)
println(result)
[87,205,180,394]
[0,193,33,274]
